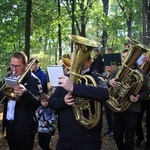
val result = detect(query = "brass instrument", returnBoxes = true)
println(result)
[0,58,37,101]
[62,54,71,73]
[107,38,150,113]
[68,35,101,129]
[140,52,150,75]
[0,72,15,103]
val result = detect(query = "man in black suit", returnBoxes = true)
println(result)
[0,51,42,150]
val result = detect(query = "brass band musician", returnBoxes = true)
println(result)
[49,49,109,150]
[0,51,42,150]
[108,49,149,150]
[135,51,150,150]
[103,53,122,136]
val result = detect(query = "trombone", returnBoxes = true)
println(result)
[0,58,36,103]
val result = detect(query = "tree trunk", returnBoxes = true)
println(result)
[58,0,62,59]
[101,31,107,54]
[101,0,109,54]
[71,0,76,52]
[142,0,146,44]
[25,0,32,59]
[79,0,86,37]
[126,15,132,38]
[146,0,150,45]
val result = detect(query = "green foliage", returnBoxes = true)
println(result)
[0,0,144,80]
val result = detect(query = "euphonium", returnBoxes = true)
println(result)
[1,58,37,101]
[69,35,101,129]
[107,38,150,113]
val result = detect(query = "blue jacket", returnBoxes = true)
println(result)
[33,67,47,93]
[35,106,57,133]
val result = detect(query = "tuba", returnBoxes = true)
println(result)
[107,38,150,113]
[140,52,150,75]
[69,35,101,129]
[0,58,36,101]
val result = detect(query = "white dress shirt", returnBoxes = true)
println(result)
[6,75,18,120]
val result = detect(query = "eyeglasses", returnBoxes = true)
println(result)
[10,64,23,69]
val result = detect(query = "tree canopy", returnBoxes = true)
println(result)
[0,0,149,80]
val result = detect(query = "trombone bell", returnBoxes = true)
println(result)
[2,86,19,100]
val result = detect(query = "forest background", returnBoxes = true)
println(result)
[0,0,150,80]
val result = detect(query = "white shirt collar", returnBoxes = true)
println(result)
[81,68,90,75]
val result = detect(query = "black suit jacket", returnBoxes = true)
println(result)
[90,54,104,74]
[2,71,42,135]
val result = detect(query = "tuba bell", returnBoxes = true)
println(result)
[0,58,37,101]
[107,38,150,113]
[68,35,101,129]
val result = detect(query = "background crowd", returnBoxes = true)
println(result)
[0,39,150,150]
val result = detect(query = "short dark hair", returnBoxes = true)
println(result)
[124,43,129,46]
[11,51,28,65]
[87,55,92,61]
[7,66,11,72]
[107,48,113,51]
[41,93,50,101]
[122,49,129,53]
[124,43,129,48]
[94,49,99,52]
[29,58,39,64]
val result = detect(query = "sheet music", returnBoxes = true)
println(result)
[47,66,64,86]
[137,54,145,66]
[4,77,19,87]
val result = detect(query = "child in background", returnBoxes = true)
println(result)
[35,93,57,150]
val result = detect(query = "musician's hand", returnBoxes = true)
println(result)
[64,93,75,106]
[43,121,48,127]
[39,109,44,114]
[142,55,150,62]
[58,76,73,93]
[109,78,119,87]
[130,95,139,103]
[14,84,27,97]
